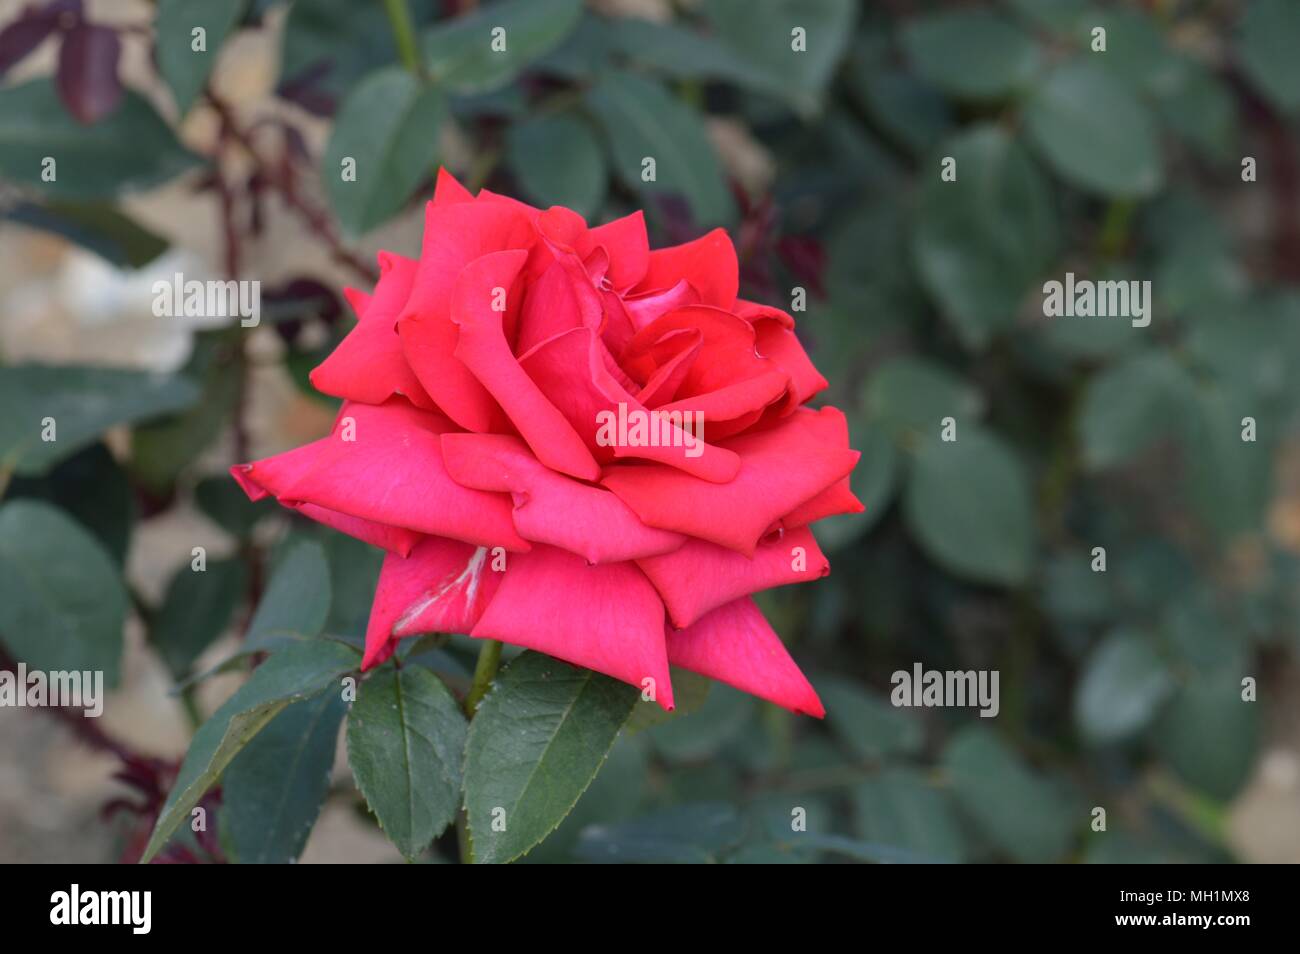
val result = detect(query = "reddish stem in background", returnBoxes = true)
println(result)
[206,92,379,285]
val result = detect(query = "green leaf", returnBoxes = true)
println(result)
[700,0,856,115]
[575,802,744,863]
[320,531,383,640]
[322,67,445,236]
[1150,673,1259,801]
[852,768,966,863]
[130,332,240,493]
[647,683,753,762]
[1089,8,1182,95]
[346,665,467,860]
[912,125,1058,348]
[901,11,1040,100]
[140,639,361,863]
[1005,0,1087,33]
[194,475,272,538]
[844,63,952,156]
[1074,630,1174,744]
[520,734,651,862]
[244,539,331,651]
[280,0,434,106]
[223,689,347,863]
[585,72,735,228]
[814,419,896,549]
[0,365,199,476]
[943,726,1077,862]
[600,18,771,92]
[1078,351,1195,470]
[864,356,983,444]
[902,428,1035,586]
[155,0,246,115]
[423,0,583,94]
[151,558,247,678]
[1042,553,1114,626]
[0,80,202,199]
[1239,0,1300,114]
[463,651,640,863]
[505,112,606,218]
[1156,57,1238,164]
[6,443,135,564]
[1181,384,1272,537]
[0,499,127,685]
[818,676,922,761]
[1024,61,1163,198]
[4,200,168,269]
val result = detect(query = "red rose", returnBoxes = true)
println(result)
[232,170,860,716]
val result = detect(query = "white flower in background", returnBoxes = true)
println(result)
[2,247,232,373]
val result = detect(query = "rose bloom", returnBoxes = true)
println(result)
[232,170,860,716]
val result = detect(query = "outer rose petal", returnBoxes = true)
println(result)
[471,545,675,710]
[450,249,601,481]
[441,432,685,563]
[632,228,739,310]
[397,200,536,432]
[361,537,501,670]
[232,399,528,551]
[602,407,860,555]
[736,302,828,413]
[309,252,437,410]
[289,503,422,556]
[433,167,473,205]
[666,597,824,717]
[778,476,865,530]
[638,526,829,628]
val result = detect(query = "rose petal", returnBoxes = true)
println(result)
[471,545,675,710]
[777,475,865,529]
[733,300,828,414]
[441,432,685,563]
[450,249,601,481]
[289,503,422,557]
[622,279,699,333]
[657,368,789,441]
[361,537,501,669]
[639,526,828,628]
[633,330,701,408]
[666,597,824,717]
[513,259,594,357]
[602,407,860,554]
[520,325,740,482]
[433,167,473,205]
[586,211,648,291]
[309,252,437,410]
[622,305,773,398]
[397,200,536,431]
[632,228,738,310]
[232,399,528,551]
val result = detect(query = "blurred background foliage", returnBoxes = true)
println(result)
[2,0,1300,863]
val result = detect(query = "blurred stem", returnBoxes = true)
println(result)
[1097,199,1134,261]
[0,465,12,500]
[464,638,502,716]
[466,146,500,192]
[383,0,423,77]
[180,687,204,732]
[1146,771,1226,846]
[456,809,472,864]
